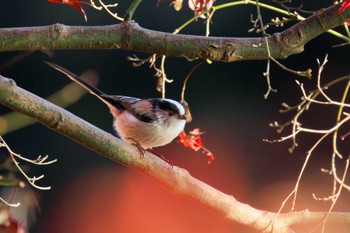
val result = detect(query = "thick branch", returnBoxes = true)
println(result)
[0,76,350,232]
[0,4,348,62]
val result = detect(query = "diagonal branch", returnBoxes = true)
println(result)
[0,74,350,232]
[0,4,348,62]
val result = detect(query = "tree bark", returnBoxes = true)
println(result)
[0,4,348,62]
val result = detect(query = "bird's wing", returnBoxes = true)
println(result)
[101,95,156,123]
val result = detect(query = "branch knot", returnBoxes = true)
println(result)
[49,23,69,48]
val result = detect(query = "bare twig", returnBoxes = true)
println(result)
[180,62,204,123]
[253,0,312,98]
[314,158,349,233]
[270,56,312,78]
[255,0,277,99]
[269,55,350,218]
[90,0,122,21]
[269,0,314,14]
[0,136,57,190]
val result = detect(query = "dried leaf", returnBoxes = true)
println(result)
[48,0,92,22]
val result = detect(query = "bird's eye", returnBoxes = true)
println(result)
[168,111,175,116]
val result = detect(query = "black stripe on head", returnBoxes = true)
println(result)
[152,99,180,116]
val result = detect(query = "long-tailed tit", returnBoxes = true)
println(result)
[46,62,187,154]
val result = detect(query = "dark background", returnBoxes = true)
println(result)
[0,1,349,232]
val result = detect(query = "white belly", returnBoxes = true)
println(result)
[114,111,186,149]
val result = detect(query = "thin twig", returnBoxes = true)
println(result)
[270,55,350,216]
[180,62,204,123]
[320,158,349,233]
[270,56,312,78]
[90,0,122,21]
[0,136,57,190]
[255,0,277,98]
[125,0,143,21]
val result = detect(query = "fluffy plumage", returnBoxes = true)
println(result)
[46,62,187,150]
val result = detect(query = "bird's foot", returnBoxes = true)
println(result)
[126,137,146,158]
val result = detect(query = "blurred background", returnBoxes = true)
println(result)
[0,1,349,232]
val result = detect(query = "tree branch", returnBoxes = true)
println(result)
[0,4,348,62]
[0,74,350,232]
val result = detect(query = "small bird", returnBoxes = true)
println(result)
[46,62,187,154]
